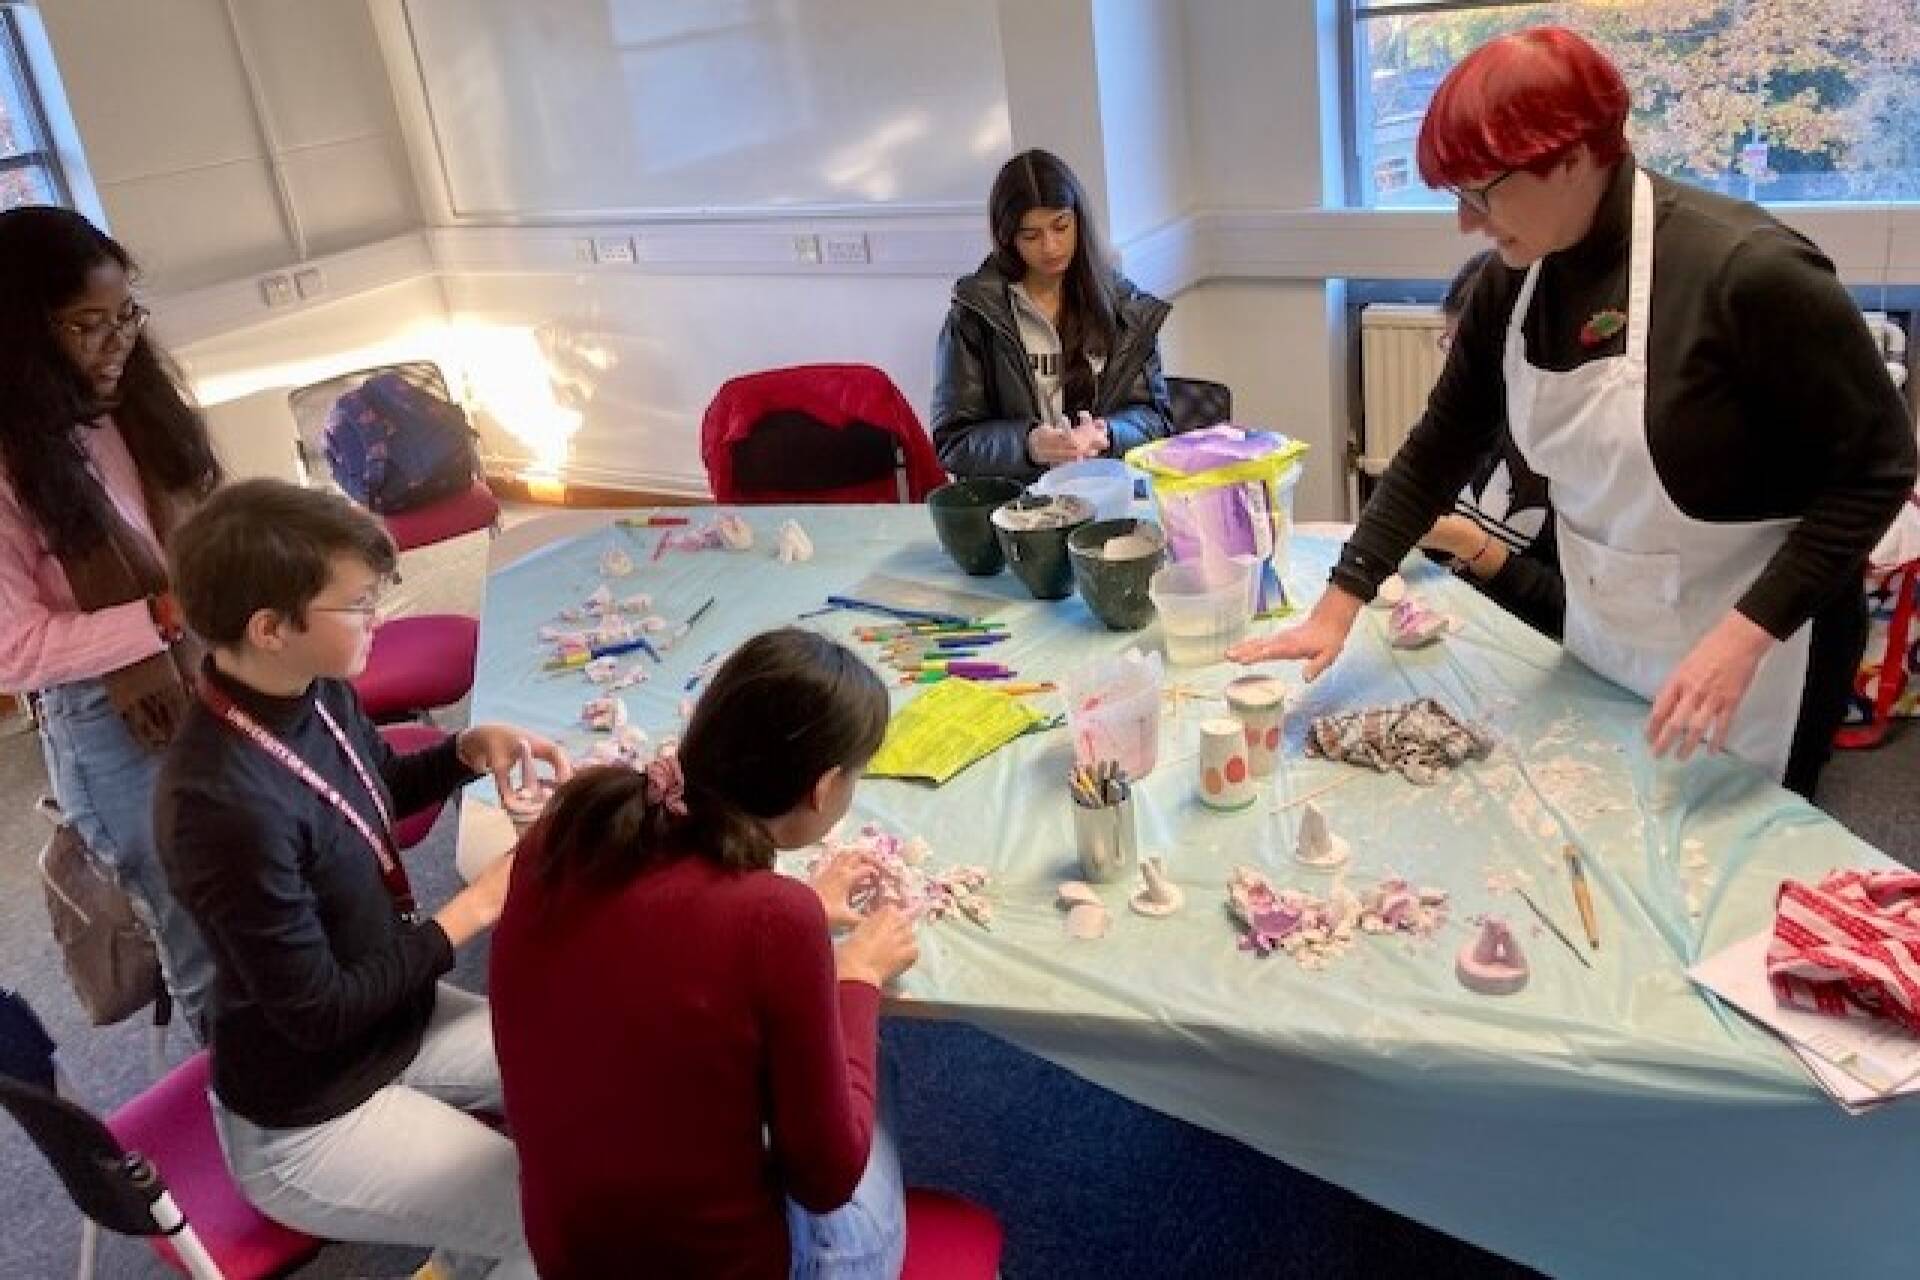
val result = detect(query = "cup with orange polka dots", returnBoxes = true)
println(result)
[1224,675,1286,778]
[1197,717,1256,811]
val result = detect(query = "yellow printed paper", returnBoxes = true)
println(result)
[866,679,1043,786]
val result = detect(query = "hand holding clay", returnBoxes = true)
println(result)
[461,727,572,819]
[836,906,919,988]
[810,851,882,931]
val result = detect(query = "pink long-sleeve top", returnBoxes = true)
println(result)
[0,419,166,692]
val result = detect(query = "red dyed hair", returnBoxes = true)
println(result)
[1416,27,1630,190]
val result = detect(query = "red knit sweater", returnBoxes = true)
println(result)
[490,847,881,1279]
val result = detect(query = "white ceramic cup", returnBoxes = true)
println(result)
[1197,717,1256,810]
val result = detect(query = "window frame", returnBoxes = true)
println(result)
[0,5,70,208]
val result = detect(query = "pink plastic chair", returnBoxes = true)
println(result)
[351,615,479,723]
[104,1051,321,1279]
[901,1188,1004,1279]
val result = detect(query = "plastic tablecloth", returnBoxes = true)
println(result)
[463,507,1916,1279]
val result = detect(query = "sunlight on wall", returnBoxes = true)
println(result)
[442,323,584,478]
[189,322,584,481]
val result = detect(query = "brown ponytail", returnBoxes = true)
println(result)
[528,627,890,893]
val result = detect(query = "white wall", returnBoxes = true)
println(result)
[441,270,960,492]
[36,0,416,291]
[1093,0,1191,247]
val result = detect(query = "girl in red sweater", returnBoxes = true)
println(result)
[491,627,920,1278]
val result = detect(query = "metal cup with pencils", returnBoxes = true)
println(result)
[1070,761,1138,884]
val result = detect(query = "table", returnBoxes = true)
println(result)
[459,506,1917,1279]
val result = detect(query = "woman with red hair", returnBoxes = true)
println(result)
[1235,26,1915,797]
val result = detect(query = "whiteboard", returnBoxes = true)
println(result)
[403,0,1013,217]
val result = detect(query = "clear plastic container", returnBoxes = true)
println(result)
[1035,458,1135,523]
[1149,559,1255,666]
[1061,648,1164,779]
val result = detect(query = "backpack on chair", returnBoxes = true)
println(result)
[322,372,480,515]
[36,798,162,1027]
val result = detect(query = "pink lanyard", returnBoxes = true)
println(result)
[199,683,420,923]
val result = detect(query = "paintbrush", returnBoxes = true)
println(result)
[1516,886,1594,970]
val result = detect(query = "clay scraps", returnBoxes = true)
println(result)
[1387,596,1455,649]
[1226,866,1449,968]
[795,822,994,929]
[665,514,755,554]
[1304,697,1494,785]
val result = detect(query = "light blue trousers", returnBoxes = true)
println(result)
[787,1062,909,1280]
[213,984,537,1280]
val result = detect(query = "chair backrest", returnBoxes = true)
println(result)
[0,1073,169,1238]
[1165,376,1233,434]
[702,363,948,505]
[286,361,453,488]
[0,988,57,1092]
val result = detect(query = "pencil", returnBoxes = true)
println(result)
[1564,844,1600,950]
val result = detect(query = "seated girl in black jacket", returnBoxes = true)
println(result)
[931,149,1174,482]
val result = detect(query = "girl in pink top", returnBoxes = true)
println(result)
[0,206,223,1032]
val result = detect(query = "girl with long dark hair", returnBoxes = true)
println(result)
[490,628,921,1278]
[931,149,1174,481]
[0,205,221,1030]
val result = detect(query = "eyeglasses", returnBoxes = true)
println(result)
[1450,170,1516,217]
[54,302,149,353]
[310,577,398,623]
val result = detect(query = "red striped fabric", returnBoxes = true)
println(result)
[1768,870,1920,1034]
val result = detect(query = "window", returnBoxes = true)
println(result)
[1346,1,1920,209]
[0,8,66,209]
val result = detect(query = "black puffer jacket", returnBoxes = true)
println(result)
[930,258,1173,482]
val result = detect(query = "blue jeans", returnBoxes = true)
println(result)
[786,1075,908,1280]
[37,677,215,1035]
[213,984,536,1280]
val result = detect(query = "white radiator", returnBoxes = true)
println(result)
[1358,303,1448,477]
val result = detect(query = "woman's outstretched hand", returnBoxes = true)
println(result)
[1225,585,1364,683]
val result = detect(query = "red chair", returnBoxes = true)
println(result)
[380,723,454,849]
[902,1188,1003,1279]
[381,478,500,554]
[702,363,947,505]
[287,361,499,551]
[104,1051,322,1279]
[351,615,479,724]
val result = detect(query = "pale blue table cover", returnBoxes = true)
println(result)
[467,506,1917,1279]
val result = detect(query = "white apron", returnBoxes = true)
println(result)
[1502,169,1811,782]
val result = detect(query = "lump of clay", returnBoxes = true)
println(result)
[774,519,813,564]
[1066,901,1111,939]
[1129,856,1185,918]
[600,545,635,578]
[1293,803,1350,870]
[1456,917,1529,995]
[1057,881,1111,938]
[1388,596,1450,648]
[1057,881,1102,909]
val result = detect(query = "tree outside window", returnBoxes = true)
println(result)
[1351,0,1920,208]
[0,8,67,210]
